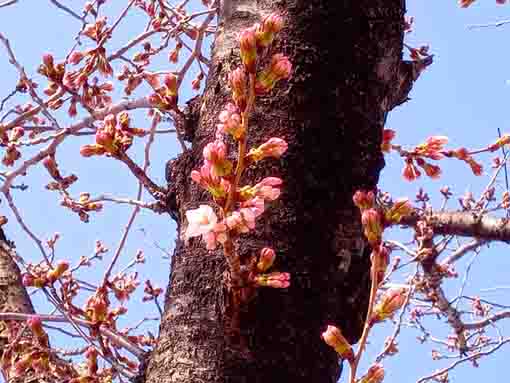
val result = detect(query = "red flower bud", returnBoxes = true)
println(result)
[257,247,276,272]
[321,325,354,361]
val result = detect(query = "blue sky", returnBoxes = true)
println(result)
[1,1,510,382]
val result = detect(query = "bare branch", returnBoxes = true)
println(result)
[48,0,84,22]
[401,211,510,242]
[0,0,17,9]
[441,239,485,265]
[416,338,510,383]
[464,311,510,330]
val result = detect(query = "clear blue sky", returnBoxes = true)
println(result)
[1,1,510,382]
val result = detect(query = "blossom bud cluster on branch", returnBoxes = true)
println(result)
[322,190,411,383]
[183,13,291,307]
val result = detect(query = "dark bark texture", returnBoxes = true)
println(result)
[145,1,405,382]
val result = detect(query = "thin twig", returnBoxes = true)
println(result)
[48,0,84,21]
[0,0,17,8]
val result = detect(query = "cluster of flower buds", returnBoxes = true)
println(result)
[143,279,163,302]
[148,73,178,111]
[169,42,182,63]
[353,190,382,246]
[116,65,142,95]
[107,272,140,302]
[22,260,70,288]
[238,13,284,72]
[132,42,155,67]
[135,0,157,18]
[43,155,78,191]
[408,44,429,61]
[0,123,31,166]
[402,136,448,181]
[82,16,109,43]
[255,54,292,94]
[384,130,484,181]
[2,143,21,166]
[65,46,112,90]
[217,103,244,139]
[9,347,51,378]
[443,146,483,176]
[38,53,65,94]
[61,193,103,223]
[185,14,291,299]
[80,112,146,158]
[246,247,289,292]
[353,190,413,246]
[254,13,285,48]
[80,78,113,110]
[203,140,233,177]
[84,288,110,324]
[191,163,231,200]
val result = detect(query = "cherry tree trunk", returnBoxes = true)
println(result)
[145,1,405,382]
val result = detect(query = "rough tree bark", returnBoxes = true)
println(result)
[145,0,406,382]
[0,228,45,383]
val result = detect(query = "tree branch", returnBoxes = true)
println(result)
[401,211,510,242]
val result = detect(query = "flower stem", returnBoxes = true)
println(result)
[349,264,378,383]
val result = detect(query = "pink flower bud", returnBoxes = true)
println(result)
[229,67,247,93]
[247,137,288,162]
[321,325,354,361]
[255,13,284,48]
[254,272,290,288]
[95,128,114,148]
[22,273,35,287]
[84,1,93,12]
[371,245,390,286]
[217,103,244,139]
[164,73,178,95]
[239,28,257,73]
[47,260,70,283]
[229,68,248,111]
[255,54,292,94]
[381,129,396,152]
[360,364,385,383]
[27,316,45,338]
[257,247,276,272]
[270,54,292,78]
[80,144,106,157]
[43,156,61,180]
[361,208,383,245]
[353,190,375,210]
[263,13,284,34]
[402,159,421,181]
[251,177,283,201]
[371,288,408,323]
[69,51,85,65]
[42,53,54,68]
[203,140,227,162]
[10,126,25,141]
[384,198,413,223]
